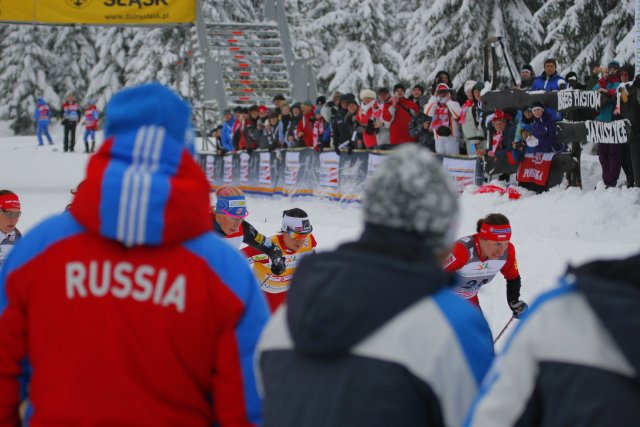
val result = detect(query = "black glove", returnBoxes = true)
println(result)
[269,247,286,275]
[334,146,341,156]
[509,300,528,319]
[347,142,354,155]
[270,255,286,275]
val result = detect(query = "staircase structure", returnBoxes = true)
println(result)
[195,0,317,111]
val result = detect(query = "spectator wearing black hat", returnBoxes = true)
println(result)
[315,96,326,107]
[384,83,419,146]
[344,98,362,150]
[408,84,425,105]
[330,94,351,145]
[517,64,535,90]
[211,124,224,153]
[272,94,286,115]
[287,103,302,147]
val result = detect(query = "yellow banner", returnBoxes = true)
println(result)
[0,0,35,23]
[0,0,195,25]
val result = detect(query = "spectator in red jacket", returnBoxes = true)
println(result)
[357,89,380,149]
[296,100,314,147]
[384,83,419,145]
[0,84,269,427]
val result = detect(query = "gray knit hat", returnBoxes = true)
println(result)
[364,145,458,250]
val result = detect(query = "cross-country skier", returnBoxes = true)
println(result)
[0,190,22,267]
[444,213,528,318]
[33,98,54,146]
[243,208,317,312]
[81,100,99,153]
[211,186,286,276]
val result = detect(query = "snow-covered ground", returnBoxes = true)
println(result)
[2,128,640,347]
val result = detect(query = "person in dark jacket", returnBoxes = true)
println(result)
[258,144,494,427]
[478,110,518,180]
[516,64,535,90]
[616,63,638,187]
[529,101,561,153]
[466,251,640,426]
[409,113,435,151]
[408,83,425,105]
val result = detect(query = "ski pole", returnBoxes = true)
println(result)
[258,274,272,289]
[493,314,516,344]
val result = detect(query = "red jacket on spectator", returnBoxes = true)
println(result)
[357,100,381,148]
[297,112,314,147]
[385,98,418,145]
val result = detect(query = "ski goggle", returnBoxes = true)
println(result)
[0,210,21,219]
[284,229,311,240]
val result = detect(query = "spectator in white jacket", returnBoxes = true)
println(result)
[424,84,462,142]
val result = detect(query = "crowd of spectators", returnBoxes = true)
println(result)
[209,58,640,190]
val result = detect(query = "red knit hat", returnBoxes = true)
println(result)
[492,110,512,123]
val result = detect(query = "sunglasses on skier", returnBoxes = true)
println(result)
[0,210,21,219]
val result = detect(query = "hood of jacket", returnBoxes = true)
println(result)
[574,253,640,378]
[70,83,211,247]
[286,224,452,356]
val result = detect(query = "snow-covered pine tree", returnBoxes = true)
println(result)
[202,0,261,22]
[125,26,195,100]
[0,25,59,134]
[85,27,133,109]
[48,26,97,107]
[402,0,541,91]
[287,0,337,84]
[299,0,403,95]
[533,0,633,82]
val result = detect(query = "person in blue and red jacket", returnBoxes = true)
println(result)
[0,83,269,427]
[33,98,53,147]
[81,100,100,153]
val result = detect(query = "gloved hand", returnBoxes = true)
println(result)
[269,246,286,275]
[347,142,354,155]
[270,255,286,275]
[509,300,528,319]
[334,146,341,156]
